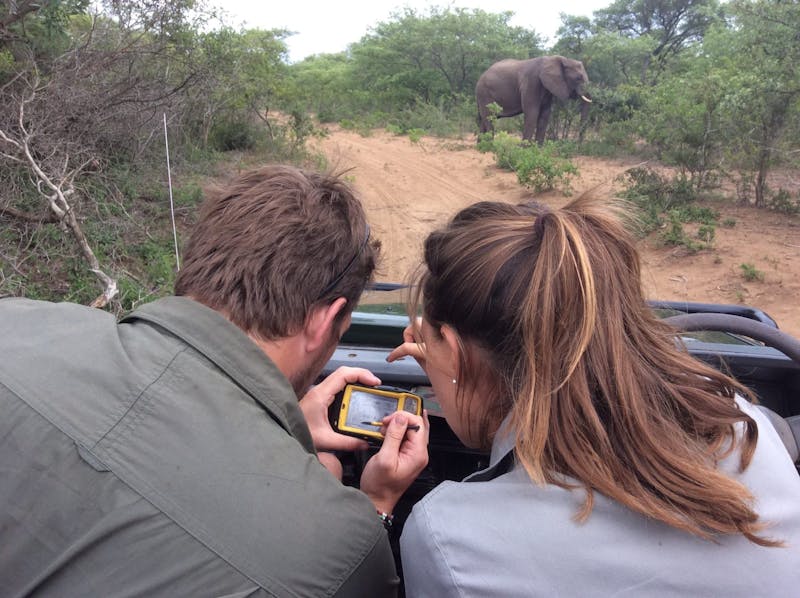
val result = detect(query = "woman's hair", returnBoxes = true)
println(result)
[175,164,377,340]
[411,192,780,546]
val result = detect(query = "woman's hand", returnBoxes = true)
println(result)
[359,410,430,515]
[299,366,376,453]
[387,320,427,372]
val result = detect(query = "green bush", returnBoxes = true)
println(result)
[407,128,425,143]
[513,143,578,194]
[740,263,765,282]
[697,224,716,243]
[476,132,495,153]
[619,167,713,236]
[209,118,261,152]
[662,211,688,246]
[768,188,800,214]
[479,134,578,193]
[660,211,711,252]
[489,132,523,170]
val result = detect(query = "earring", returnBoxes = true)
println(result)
[452,378,457,384]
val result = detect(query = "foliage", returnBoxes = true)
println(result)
[288,7,542,122]
[284,52,352,122]
[618,167,720,243]
[2,0,800,307]
[0,1,317,308]
[658,210,716,252]
[633,57,723,189]
[739,263,765,282]
[768,189,800,215]
[705,1,800,207]
[479,133,578,193]
[187,27,290,149]
[593,0,722,83]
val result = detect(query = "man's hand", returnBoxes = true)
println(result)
[299,366,378,453]
[359,411,430,516]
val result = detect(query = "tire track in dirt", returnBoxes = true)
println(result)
[316,129,526,281]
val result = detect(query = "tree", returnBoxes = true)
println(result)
[710,0,800,207]
[288,52,354,122]
[634,54,724,188]
[0,1,215,306]
[348,7,542,111]
[551,14,593,58]
[594,0,722,82]
[187,27,289,148]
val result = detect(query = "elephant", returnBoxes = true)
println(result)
[476,55,592,145]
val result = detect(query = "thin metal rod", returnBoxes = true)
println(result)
[163,113,180,271]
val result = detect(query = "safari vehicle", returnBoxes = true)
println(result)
[322,283,800,580]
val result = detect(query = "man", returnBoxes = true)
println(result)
[0,165,428,597]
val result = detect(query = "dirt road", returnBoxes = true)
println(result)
[315,128,800,337]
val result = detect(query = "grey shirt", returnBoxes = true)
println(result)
[0,297,398,597]
[401,398,800,597]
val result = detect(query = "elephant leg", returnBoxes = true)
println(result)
[477,102,495,136]
[478,112,493,135]
[535,97,553,145]
[522,108,539,142]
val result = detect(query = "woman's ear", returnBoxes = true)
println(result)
[439,324,462,378]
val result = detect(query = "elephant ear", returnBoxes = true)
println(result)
[540,56,570,101]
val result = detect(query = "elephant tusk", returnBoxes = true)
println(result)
[581,95,592,103]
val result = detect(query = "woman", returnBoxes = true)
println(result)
[388,194,800,597]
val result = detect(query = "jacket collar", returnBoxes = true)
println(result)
[121,296,315,453]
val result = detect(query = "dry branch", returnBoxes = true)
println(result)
[0,205,60,223]
[0,76,118,308]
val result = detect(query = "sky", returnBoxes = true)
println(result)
[215,1,612,63]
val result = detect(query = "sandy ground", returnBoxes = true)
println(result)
[315,128,800,338]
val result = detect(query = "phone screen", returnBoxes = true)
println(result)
[344,390,399,430]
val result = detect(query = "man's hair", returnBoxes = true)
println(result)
[410,192,780,547]
[175,164,378,339]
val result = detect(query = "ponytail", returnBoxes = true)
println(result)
[413,193,781,547]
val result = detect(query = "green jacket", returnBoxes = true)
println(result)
[0,297,398,597]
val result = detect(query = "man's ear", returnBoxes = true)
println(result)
[304,297,348,353]
[439,324,462,378]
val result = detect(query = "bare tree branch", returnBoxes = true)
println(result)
[0,205,59,222]
[1,74,118,307]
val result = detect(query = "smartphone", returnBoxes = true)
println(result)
[330,384,423,441]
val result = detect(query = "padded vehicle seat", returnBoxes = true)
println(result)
[757,405,800,464]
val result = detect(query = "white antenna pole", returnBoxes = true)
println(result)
[163,112,180,271]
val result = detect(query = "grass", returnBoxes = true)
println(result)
[739,263,765,282]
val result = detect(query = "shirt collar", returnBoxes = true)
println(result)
[489,412,516,466]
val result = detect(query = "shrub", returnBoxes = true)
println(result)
[513,142,578,194]
[768,188,800,214]
[407,128,425,143]
[696,224,716,243]
[619,167,716,237]
[740,263,765,282]
[479,134,578,193]
[208,118,260,152]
